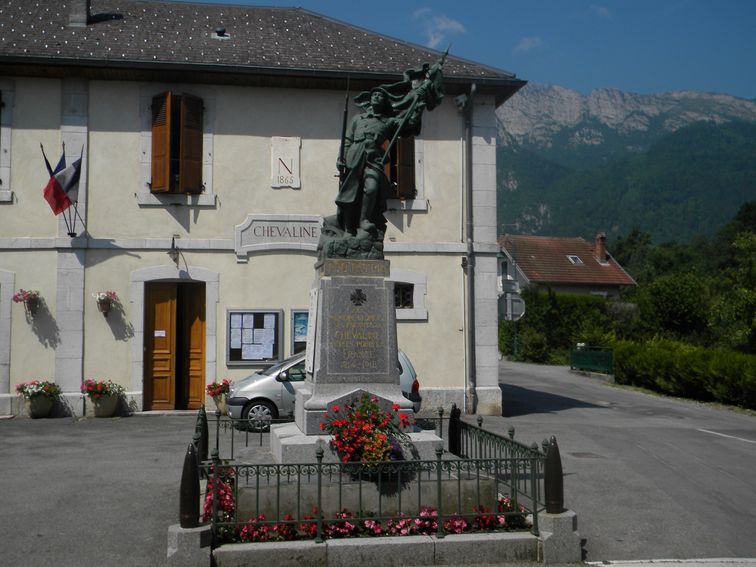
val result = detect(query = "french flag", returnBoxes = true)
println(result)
[43,156,81,215]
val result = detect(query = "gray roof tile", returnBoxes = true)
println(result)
[0,0,520,84]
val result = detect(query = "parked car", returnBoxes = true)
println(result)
[226,350,421,429]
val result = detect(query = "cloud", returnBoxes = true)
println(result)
[590,4,612,19]
[413,8,466,49]
[514,36,543,53]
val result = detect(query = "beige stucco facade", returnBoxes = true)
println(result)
[0,74,502,416]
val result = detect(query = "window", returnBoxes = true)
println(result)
[151,91,203,194]
[226,309,283,366]
[286,360,306,381]
[394,283,414,309]
[389,269,427,320]
[0,81,14,203]
[291,310,309,354]
[384,137,416,199]
[567,255,583,265]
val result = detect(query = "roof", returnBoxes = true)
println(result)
[0,1,525,103]
[498,235,636,287]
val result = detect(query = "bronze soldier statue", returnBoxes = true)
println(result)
[319,53,446,260]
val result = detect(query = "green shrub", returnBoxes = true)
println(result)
[614,338,756,409]
[518,327,549,363]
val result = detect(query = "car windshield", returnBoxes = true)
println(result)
[259,355,303,376]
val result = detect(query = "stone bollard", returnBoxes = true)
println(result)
[539,436,582,563]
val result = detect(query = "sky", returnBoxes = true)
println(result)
[172,0,756,100]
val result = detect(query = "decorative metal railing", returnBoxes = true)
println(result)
[179,405,564,547]
[202,447,539,545]
[570,346,614,374]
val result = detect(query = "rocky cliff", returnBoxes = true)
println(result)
[497,83,756,150]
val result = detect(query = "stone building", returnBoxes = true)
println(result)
[0,0,525,416]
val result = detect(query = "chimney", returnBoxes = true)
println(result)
[69,0,91,27]
[595,232,607,264]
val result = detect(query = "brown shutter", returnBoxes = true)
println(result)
[396,137,416,199]
[179,94,203,194]
[150,92,172,193]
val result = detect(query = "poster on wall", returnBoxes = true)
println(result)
[291,310,309,354]
[227,309,282,365]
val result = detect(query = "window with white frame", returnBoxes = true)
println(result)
[389,268,427,321]
[0,80,14,203]
[138,85,216,206]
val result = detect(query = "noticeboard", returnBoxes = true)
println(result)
[227,309,283,366]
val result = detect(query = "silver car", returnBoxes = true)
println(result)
[226,350,421,428]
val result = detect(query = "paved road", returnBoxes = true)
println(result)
[0,414,196,567]
[491,361,756,563]
[2,361,755,566]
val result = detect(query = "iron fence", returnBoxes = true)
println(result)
[180,405,563,546]
[570,346,613,374]
[202,448,540,545]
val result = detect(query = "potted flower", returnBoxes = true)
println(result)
[81,378,125,417]
[13,289,41,316]
[92,291,119,317]
[16,380,61,418]
[321,393,412,466]
[206,379,232,414]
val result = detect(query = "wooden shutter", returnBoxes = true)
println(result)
[179,94,203,194]
[150,92,172,193]
[396,137,416,199]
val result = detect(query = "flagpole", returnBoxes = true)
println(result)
[67,145,84,237]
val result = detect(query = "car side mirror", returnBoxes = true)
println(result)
[276,371,288,382]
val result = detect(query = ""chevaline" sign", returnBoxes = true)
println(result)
[235,214,321,261]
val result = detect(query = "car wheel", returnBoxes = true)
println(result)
[243,400,277,431]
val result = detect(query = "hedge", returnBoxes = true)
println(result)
[613,338,756,409]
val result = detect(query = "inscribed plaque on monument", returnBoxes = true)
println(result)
[325,281,390,377]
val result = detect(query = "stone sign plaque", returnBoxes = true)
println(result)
[270,136,301,188]
[321,259,390,277]
[234,214,321,260]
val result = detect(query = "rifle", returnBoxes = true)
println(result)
[337,76,350,183]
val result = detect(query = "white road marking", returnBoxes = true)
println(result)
[697,428,756,444]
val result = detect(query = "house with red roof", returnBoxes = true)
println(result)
[498,232,636,300]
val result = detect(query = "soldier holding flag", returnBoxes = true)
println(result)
[322,53,446,257]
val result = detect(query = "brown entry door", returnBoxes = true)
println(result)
[145,282,205,410]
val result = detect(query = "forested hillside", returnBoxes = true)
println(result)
[496,84,756,242]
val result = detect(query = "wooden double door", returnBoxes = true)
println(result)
[144,282,205,410]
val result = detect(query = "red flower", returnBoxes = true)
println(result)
[392,403,400,411]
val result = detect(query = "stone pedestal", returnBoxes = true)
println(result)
[166,524,211,567]
[297,259,415,435]
[270,258,441,462]
[538,509,582,564]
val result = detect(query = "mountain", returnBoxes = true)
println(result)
[495,84,756,242]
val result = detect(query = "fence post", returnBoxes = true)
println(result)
[544,436,564,514]
[435,445,445,539]
[530,453,539,536]
[448,403,461,456]
[214,409,221,459]
[315,445,324,544]
[196,405,208,462]
[211,447,219,547]
[437,406,444,442]
[179,442,200,528]
[477,416,484,460]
